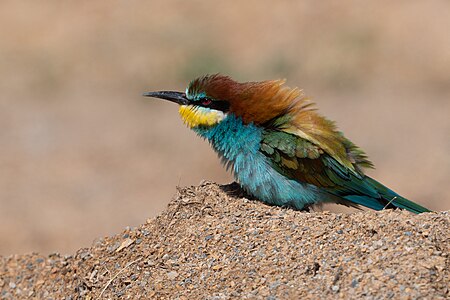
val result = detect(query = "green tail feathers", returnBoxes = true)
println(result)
[341,177,432,214]
[388,195,432,214]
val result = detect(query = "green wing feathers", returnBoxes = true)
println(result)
[260,129,431,214]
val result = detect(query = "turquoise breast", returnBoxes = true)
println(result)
[193,115,321,209]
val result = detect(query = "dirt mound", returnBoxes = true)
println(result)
[1,183,448,299]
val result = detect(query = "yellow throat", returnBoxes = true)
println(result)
[178,105,226,128]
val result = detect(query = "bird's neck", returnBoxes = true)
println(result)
[193,114,262,162]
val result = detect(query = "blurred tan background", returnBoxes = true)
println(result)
[0,1,449,254]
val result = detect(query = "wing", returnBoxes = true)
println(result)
[260,130,378,198]
[259,128,431,213]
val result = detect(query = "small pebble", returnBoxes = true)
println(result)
[167,271,178,280]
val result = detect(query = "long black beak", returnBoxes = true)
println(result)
[143,91,189,105]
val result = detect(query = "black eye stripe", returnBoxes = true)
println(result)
[208,100,229,112]
[192,97,230,112]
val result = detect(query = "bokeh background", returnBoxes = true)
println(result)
[1,1,449,254]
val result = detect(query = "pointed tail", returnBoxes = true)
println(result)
[341,177,432,214]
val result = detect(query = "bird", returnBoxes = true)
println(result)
[144,74,431,214]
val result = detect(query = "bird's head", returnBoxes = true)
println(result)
[144,74,304,129]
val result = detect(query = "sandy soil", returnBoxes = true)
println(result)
[1,183,448,299]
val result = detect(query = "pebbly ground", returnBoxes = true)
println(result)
[0,182,448,299]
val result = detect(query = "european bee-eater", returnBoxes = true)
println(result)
[144,74,430,214]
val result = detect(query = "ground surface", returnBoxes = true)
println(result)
[1,183,448,299]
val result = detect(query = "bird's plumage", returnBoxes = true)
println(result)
[145,74,431,214]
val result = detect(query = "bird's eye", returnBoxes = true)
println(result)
[201,98,212,106]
